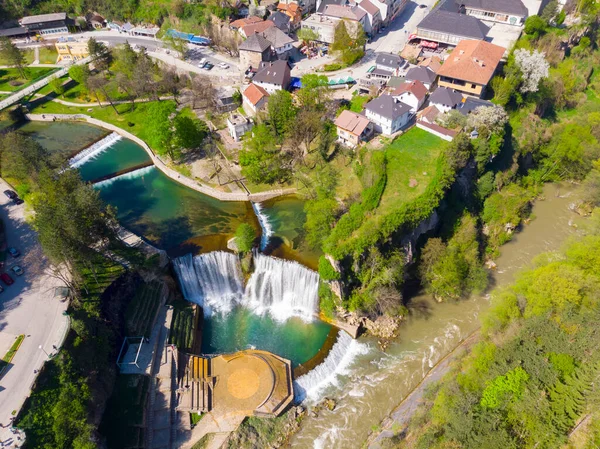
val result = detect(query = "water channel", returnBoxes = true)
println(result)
[19,121,584,448]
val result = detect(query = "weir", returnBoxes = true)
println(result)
[251,202,274,250]
[93,165,155,189]
[69,132,122,168]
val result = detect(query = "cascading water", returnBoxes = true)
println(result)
[172,252,244,315]
[293,332,370,403]
[244,253,319,322]
[251,202,274,250]
[69,132,122,168]
[93,165,155,188]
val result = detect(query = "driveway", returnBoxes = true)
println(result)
[0,180,69,446]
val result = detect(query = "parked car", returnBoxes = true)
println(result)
[203,62,214,70]
[8,247,20,258]
[11,265,23,276]
[1,273,14,285]
[3,190,17,200]
[13,198,24,205]
[218,62,229,69]
[198,57,207,68]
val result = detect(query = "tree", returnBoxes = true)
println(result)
[0,36,26,78]
[291,109,322,156]
[189,75,215,110]
[297,74,330,109]
[267,90,296,138]
[239,124,289,184]
[0,132,52,185]
[514,49,550,93]
[331,20,353,52]
[86,74,119,113]
[173,114,209,154]
[297,28,319,43]
[466,105,508,134]
[146,101,177,157]
[111,42,138,78]
[50,77,65,96]
[87,38,111,72]
[540,0,558,22]
[235,223,255,253]
[524,15,547,37]
[68,65,90,86]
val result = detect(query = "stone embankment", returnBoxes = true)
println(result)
[25,114,297,202]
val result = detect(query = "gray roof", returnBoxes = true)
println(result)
[429,87,463,107]
[365,95,411,120]
[445,0,528,17]
[0,27,29,36]
[317,0,346,13]
[20,12,67,25]
[239,33,272,52]
[269,11,290,30]
[406,66,436,85]
[417,9,489,40]
[456,97,494,115]
[254,60,290,86]
[376,52,404,69]
[262,26,295,49]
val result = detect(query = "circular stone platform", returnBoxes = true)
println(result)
[226,367,260,399]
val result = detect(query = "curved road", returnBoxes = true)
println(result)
[0,179,69,448]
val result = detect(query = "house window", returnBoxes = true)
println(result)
[471,84,477,89]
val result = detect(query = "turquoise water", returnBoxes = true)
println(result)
[17,120,107,157]
[78,139,151,182]
[95,166,256,251]
[261,195,322,270]
[202,307,332,367]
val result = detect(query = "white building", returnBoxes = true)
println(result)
[227,113,254,141]
[364,94,412,135]
[391,80,428,112]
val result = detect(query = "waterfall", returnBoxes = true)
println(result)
[293,332,369,403]
[93,165,155,189]
[69,132,122,168]
[243,253,319,322]
[251,202,273,250]
[172,252,244,315]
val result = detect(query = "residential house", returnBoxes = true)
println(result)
[301,4,367,43]
[230,16,263,30]
[55,37,89,62]
[253,60,291,93]
[405,66,436,90]
[240,20,275,38]
[455,0,528,25]
[375,52,407,76]
[227,113,254,141]
[436,39,505,98]
[243,83,270,115]
[277,2,303,29]
[269,11,292,33]
[19,12,72,36]
[456,96,494,115]
[391,80,428,112]
[86,13,105,29]
[262,26,296,59]
[334,110,374,147]
[357,0,382,35]
[428,86,463,112]
[414,6,489,46]
[417,104,441,124]
[239,33,274,70]
[364,94,412,135]
[418,56,442,73]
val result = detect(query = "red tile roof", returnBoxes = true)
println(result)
[243,83,269,106]
[242,20,275,36]
[334,110,371,136]
[392,80,428,101]
[437,40,505,86]
[230,16,263,29]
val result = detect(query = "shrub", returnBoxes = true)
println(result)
[323,63,342,71]
[318,256,340,281]
[235,223,256,253]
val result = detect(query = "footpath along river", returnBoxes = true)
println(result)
[289,182,583,449]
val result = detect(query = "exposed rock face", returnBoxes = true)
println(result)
[400,210,440,265]
[347,313,401,341]
[325,254,345,303]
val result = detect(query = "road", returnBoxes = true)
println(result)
[0,180,69,448]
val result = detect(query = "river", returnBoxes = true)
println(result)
[288,182,583,449]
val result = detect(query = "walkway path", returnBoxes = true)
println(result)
[0,178,70,448]
[25,114,297,202]
[0,57,90,111]
[29,92,173,107]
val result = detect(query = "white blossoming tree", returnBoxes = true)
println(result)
[467,105,509,134]
[513,48,550,93]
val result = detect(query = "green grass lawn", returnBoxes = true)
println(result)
[0,334,25,374]
[0,67,56,92]
[0,47,58,65]
[349,94,370,112]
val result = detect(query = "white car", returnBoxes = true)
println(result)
[218,62,229,69]
[198,57,207,67]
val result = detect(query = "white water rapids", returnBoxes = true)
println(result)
[69,132,122,168]
[251,202,274,250]
[93,165,155,188]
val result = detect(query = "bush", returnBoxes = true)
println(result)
[319,282,337,319]
[318,256,340,281]
[323,63,342,71]
[235,223,256,253]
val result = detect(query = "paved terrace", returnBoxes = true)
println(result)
[25,114,297,202]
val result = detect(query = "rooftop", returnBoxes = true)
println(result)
[392,80,428,101]
[335,110,371,136]
[365,94,411,120]
[437,39,506,85]
[231,15,263,28]
[254,60,290,86]
[429,86,464,106]
[262,26,295,48]
[242,20,275,36]
[417,8,489,41]
[20,12,67,25]
[441,0,528,17]
[358,0,380,16]
[323,4,367,20]
[406,66,437,85]
[376,52,405,69]
[239,32,273,52]
[418,56,442,73]
[243,83,270,106]
[456,96,495,115]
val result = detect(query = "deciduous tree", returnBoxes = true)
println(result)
[0,36,26,78]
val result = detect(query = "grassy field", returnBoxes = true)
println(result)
[0,47,58,65]
[0,67,56,92]
[125,281,164,338]
[0,334,25,374]
[168,298,196,352]
[100,374,150,449]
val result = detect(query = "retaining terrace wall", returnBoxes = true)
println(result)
[25,113,297,202]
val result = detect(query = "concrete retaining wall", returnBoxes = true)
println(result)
[25,113,297,202]
[416,121,456,142]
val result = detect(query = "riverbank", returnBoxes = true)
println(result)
[25,114,297,202]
